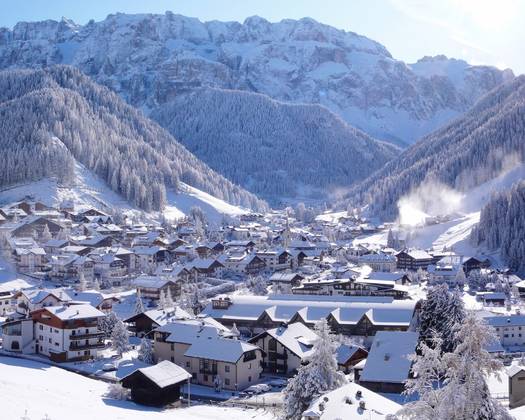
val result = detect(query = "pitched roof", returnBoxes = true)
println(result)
[255,322,318,360]
[40,304,105,320]
[360,331,418,384]
[122,360,191,388]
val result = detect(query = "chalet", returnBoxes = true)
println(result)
[153,319,264,391]
[358,331,418,393]
[13,288,72,316]
[249,322,317,375]
[477,292,506,307]
[61,245,92,256]
[462,255,491,273]
[66,290,119,313]
[50,255,94,283]
[124,307,191,337]
[486,315,525,349]
[10,216,63,238]
[134,276,180,302]
[155,264,192,283]
[91,253,127,281]
[364,271,409,285]
[132,246,168,272]
[201,295,418,338]
[187,258,224,279]
[120,360,191,407]
[2,304,106,362]
[269,272,304,294]
[358,253,397,272]
[336,344,368,373]
[396,249,433,271]
[224,240,255,250]
[256,249,292,271]
[13,247,46,273]
[43,238,69,254]
[195,242,224,258]
[508,365,525,409]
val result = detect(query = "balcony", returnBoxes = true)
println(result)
[199,366,218,375]
[69,341,105,351]
[69,332,105,340]
[268,351,287,361]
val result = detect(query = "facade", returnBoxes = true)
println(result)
[508,365,525,409]
[1,304,106,362]
[358,253,397,272]
[153,319,263,391]
[269,272,304,294]
[486,315,525,348]
[201,294,418,337]
[396,250,433,271]
[134,276,181,301]
[120,360,191,407]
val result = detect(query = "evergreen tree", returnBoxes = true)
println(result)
[282,319,346,419]
[111,319,130,357]
[165,289,175,309]
[99,312,119,337]
[77,271,87,292]
[41,224,52,242]
[134,289,145,315]
[138,337,154,364]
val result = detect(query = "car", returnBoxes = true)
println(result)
[257,383,272,392]
[244,384,268,395]
[102,362,117,372]
[268,378,288,389]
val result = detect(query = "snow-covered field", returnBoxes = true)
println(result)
[0,162,247,225]
[0,356,274,420]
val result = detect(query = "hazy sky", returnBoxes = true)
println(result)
[2,0,524,74]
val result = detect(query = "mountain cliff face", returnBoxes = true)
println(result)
[0,13,513,146]
[344,76,525,220]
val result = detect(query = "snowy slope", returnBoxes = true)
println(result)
[0,162,247,223]
[0,14,513,146]
[0,356,272,420]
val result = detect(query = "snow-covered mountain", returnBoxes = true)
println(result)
[152,87,398,203]
[344,75,525,220]
[0,13,513,147]
[0,66,267,213]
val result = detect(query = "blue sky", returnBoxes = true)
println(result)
[2,0,524,74]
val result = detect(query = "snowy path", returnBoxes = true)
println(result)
[0,356,274,420]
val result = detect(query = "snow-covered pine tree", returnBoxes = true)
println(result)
[138,337,154,364]
[41,224,52,242]
[455,267,466,287]
[111,318,130,357]
[164,289,175,309]
[77,271,87,292]
[157,289,167,310]
[134,289,145,315]
[99,311,119,337]
[247,276,268,296]
[93,278,100,291]
[282,319,346,419]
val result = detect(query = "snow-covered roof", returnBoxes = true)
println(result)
[486,315,525,327]
[360,331,418,384]
[303,381,401,419]
[336,344,366,365]
[202,295,415,326]
[41,304,105,320]
[254,322,317,360]
[66,290,114,308]
[122,360,191,388]
[269,272,304,282]
[125,306,191,326]
[134,276,175,289]
[507,365,525,378]
[365,272,406,282]
[155,319,257,363]
[21,288,72,304]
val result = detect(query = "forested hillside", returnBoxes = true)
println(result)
[344,75,525,220]
[152,87,398,200]
[0,66,267,212]
[471,181,525,274]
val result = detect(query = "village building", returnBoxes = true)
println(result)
[124,307,192,337]
[134,276,181,302]
[120,360,191,407]
[396,249,433,271]
[1,304,106,362]
[269,272,304,294]
[486,315,525,349]
[358,252,397,272]
[153,319,263,391]
[358,331,418,393]
[508,365,525,409]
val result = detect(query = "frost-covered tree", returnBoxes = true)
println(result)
[92,278,101,291]
[98,311,119,337]
[134,289,145,315]
[157,290,167,310]
[246,276,268,296]
[76,271,87,292]
[138,337,154,364]
[419,284,465,353]
[41,224,52,242]
[455,267,466,287]
[400,314,512,420]
[282,319,347,419]
[165,289,175,308]
[111,318,130,357]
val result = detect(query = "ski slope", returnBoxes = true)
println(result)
[0,162,248,223]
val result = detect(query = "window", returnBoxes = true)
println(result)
[204,375,208,382]
[48,338,52,343]
[225,365,230,373]
[39,325,43,331]
[186,361,190,368]
[170,356,174,362]
[248,363,251,369]
[225,378,230,386]
[55,342,59,347]
[170,343,174,351]
[248,376,252,382]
